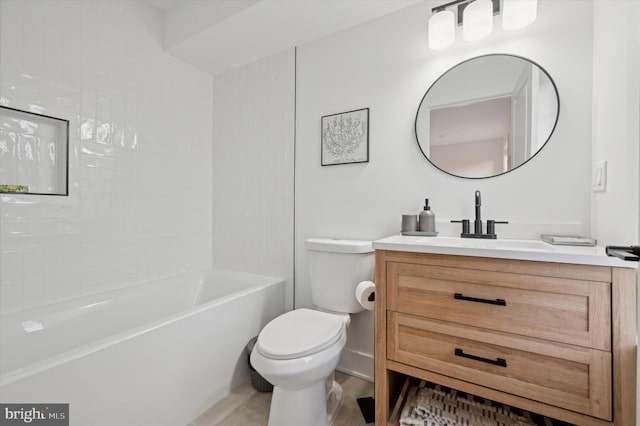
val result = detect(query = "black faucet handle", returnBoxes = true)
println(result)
[486,220,508,235]
[451,219,470,234]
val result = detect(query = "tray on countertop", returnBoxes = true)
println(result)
[401,231,439,237]
[540,234,596,246]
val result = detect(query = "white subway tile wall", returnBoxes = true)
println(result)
[212,50,295,310]
[0,0,213,313]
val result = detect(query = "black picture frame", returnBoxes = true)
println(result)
[321,107,369,166]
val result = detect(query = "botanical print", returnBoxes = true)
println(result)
[321,108,369,165]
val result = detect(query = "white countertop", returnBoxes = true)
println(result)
[373,235,638,269]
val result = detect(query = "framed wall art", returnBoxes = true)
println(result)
[321,108,369,166]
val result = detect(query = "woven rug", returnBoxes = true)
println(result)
[399,381,575,426]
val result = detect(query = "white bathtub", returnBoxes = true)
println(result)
[0,269,285,426]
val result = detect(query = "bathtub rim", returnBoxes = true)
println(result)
[0,269,285,387]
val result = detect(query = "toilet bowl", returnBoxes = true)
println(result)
[250,309,348,426]
[251,238,374,426]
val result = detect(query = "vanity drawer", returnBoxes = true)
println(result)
[387,312,612,421]
[387,262,611,350]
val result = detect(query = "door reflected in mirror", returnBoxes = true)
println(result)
[416,54,559,179]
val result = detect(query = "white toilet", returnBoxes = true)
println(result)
[250,238,374,426]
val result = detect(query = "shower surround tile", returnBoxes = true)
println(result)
[0,0,213,314]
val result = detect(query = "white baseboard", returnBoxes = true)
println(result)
[337,348,374,382]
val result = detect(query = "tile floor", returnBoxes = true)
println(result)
[189,372,374,426]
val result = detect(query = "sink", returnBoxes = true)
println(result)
[416,236,551,251]
[373,235,625,268]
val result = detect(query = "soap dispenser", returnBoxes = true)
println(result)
[418,198,436,233]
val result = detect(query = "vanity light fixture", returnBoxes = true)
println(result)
[428,8,455,49]
[463,0,493,41]
[428,0,537,50]
[502,0,537,31]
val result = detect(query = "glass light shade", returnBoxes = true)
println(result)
[463,0,493,41]
[428,10,455,50]
[502,0,537,31]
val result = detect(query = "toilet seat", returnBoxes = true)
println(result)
[256,309,346,360]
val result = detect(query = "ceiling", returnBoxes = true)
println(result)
[146,0,422,75]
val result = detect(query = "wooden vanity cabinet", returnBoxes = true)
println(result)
[374,250,637,426]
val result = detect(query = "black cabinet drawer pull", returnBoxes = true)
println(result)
[454,348,507,367]
[454,293,506,306]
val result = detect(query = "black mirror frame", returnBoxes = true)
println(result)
[415,53,560,179]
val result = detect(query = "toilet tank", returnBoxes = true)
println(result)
[306,238,374,314]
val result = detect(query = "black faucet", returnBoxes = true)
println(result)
[451,190,508,239]
[474,190,482,235]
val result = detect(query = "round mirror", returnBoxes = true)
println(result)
[416,54,559,179]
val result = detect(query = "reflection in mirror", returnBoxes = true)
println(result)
[416,54,559,179]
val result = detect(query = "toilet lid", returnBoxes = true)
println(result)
[256,309,345,360]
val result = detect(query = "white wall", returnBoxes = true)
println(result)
[596,0,640,413]
[591,1,640,246]
[295,0,595,380]
[0,0,213,314]
[212,49,295,309]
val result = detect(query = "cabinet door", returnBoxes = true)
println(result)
[388,312,612,421]
[387,262,611,350]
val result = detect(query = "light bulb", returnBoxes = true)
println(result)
[428,10,455,50]
[502,0,537,31]
[463,0,493,42]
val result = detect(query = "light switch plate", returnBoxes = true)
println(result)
[592,160,607,192]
